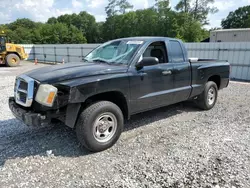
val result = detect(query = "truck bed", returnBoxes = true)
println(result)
[189,59,230,98]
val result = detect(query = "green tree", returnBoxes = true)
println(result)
[8,18,41,30]
[48,11,100,43]
[33,23,86,44]
[155,0,171,13]
[0,25,12,38]
[221,6,250,29]
[175,0,190,13]
[67,25,87,44]
[115,11,139,37]
[132,9,159,36]
[0,1,211,44]
[8,27,33,43]
[175,0,218,25]
[105,0,118,17]
[105,0,133,17]
[2,19,43,44]
[154,1,178,38]
[119,0,134,14]
[102,5,209,42]
[175,12,209,42]
[47,17,58,24]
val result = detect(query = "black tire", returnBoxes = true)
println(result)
[76,101,124,152]
[197,81,218,110]
[5,54,20,67]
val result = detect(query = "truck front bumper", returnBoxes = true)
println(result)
[9,97,51,126]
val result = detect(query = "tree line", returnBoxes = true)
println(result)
[0,0,247,44]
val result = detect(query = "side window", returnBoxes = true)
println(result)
[169,40,184,63]
[143,41,168,63]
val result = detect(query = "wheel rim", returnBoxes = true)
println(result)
[207,87,216,105]
[93,112,117,143]
[11,58,17,63]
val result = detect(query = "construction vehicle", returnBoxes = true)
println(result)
[0,31,28,67]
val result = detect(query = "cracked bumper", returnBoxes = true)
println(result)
[9,97,51,126]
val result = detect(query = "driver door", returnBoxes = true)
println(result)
[129,40,175,114]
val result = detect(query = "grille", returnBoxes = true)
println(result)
[19,80,28,90]
[15,75,35,107]
[19,92,27,103]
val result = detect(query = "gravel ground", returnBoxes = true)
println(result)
[0,62,250,187]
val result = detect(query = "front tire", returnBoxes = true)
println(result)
[76,101,124,152]
[197,81,218,110]
[6,54,20,67]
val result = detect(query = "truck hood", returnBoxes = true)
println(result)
[25,62,128,83]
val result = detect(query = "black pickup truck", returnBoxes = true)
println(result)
[9,37,230,152]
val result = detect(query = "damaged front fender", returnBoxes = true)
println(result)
[65,85,97,128]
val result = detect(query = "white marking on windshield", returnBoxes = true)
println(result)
[127,41,144,45]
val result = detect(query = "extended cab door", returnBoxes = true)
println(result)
[168,40,192,103]
[129,40,175,114]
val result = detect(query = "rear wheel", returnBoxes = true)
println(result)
[76,101,124,152]
[6,54,20,67]
[197,81,218,110]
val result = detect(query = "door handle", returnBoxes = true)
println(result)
[162,70,172,75]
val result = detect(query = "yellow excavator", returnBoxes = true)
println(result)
[0,31,28,67]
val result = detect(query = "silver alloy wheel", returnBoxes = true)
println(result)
[93,112,117,143]
[207,87,216,105]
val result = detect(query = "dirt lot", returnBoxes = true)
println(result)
[0,61,250,187]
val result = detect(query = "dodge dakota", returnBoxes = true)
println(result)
[9,37,230,152]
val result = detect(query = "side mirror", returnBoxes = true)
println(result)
[136,57,159,69]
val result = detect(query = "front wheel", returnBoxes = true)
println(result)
[197,81,218,110]
[76,101,124,152]
[6,54,20,67]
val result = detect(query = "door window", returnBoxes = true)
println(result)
[143,41,168,64]
[169,40,184,63]
[0,37,6,52]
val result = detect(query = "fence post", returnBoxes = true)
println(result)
[54,47,57,63]
[67,47,70,63]
[43,46,45,63]
[81,46,84,61]
[217,48,220,60]
[32,45,36,60]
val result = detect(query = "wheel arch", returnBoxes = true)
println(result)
[208,75,221,89]
[65,91,129,128]
[7,52,21,59]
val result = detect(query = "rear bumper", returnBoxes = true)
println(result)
[9,97,51,126]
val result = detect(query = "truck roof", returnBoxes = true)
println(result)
[112,36,180,42]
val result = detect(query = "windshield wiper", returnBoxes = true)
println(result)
[92,59,124,65]
[92,59,112,65]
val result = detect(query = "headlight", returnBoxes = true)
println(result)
[35,84,58,107]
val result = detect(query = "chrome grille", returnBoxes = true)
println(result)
[19,92,27,103]
[14,75,34,107]
[19,80,28,90]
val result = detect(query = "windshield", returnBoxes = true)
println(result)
[0,37,5,45]
[84,40,143,65]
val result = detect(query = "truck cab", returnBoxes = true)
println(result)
[128,38,191,113]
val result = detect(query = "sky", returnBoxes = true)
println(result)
[0,0,250,29]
